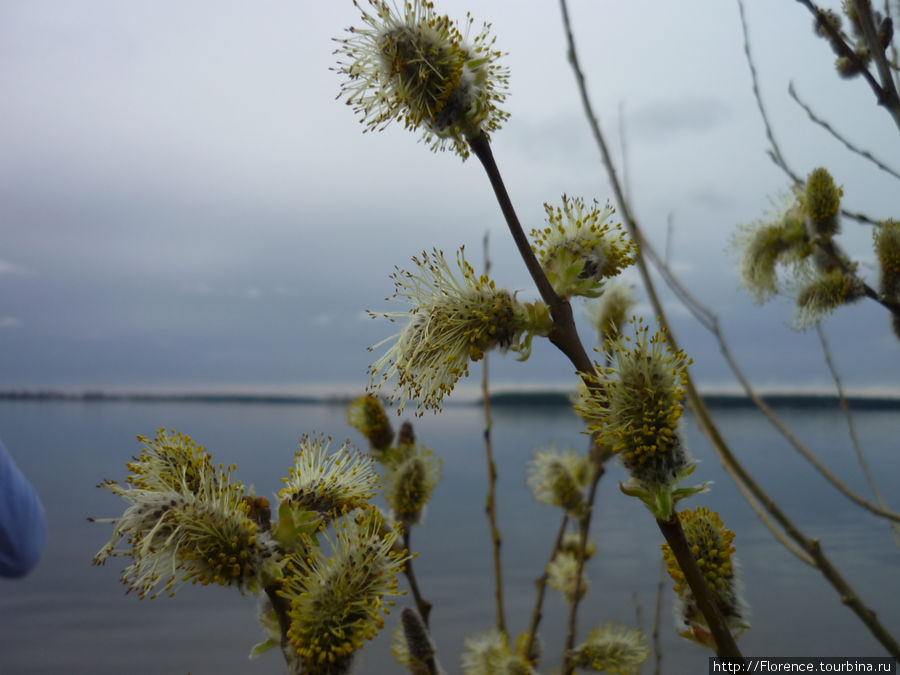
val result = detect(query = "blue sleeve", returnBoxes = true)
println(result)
[0,440,47,577]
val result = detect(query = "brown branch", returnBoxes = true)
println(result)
[656,515,743,660]
[467,132,596,378]
[807,538,900,655]
[816,325,900,551]
[524,513,569,664]
[738,0,800,182]
[789,81,900,181]
[481,231,507,636]
[652,558,665,675]
[402,528,433,626]
[561,460,607,675]
[724,453,815,566]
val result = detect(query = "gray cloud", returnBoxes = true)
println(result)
[627,97,732,142]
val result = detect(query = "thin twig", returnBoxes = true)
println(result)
[789,81,900,181]
[481,231,507,636]
[562,0,900,657]
[468,132,596,378]
[816,325,900,551]
[264,583,296,669]
[738,0,799,182]
[656,515,743,660]
[806,537,900,653]
[724,453,815,566]
[562,461,607,674]
[633,591,644,675]
[402,528,433,626]
[652,558,665,675]
[524,513,569,663]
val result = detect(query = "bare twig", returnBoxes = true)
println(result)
[656,515,743,660]
[562,461,608,674]
[738,0,800,182]
[724,453,815,566]
[789,81,900,181]
[816,325,900,551]
[652,558,665,675]
[481,231,507,636]
[468,132,596,378]
[524,513,569,663]
[633,591,644,675]
[807,537,900,653]
[403,528,433,626]
[618,101,631,204]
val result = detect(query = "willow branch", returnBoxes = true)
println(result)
[738,0,799,181]
[816,325,900,551]
[562,0,900,657]
[656,516,743,660]
[652,558,665,675]
[481,231,507,636]
[402,528,433,626]
[807,538,900,655]
[524,512,569,664]
[789,81,900,181]
[724,453,814,565]
[561,461,607,674]
[468,132,595,378]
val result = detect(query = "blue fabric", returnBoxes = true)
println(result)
[0,440,46,577]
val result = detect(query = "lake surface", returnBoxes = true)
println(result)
[0,398,898,674]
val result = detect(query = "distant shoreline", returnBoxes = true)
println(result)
[2,389,899,410]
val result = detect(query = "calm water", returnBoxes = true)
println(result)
[0,399,898,674]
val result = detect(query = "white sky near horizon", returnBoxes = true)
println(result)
[1,0,898,396]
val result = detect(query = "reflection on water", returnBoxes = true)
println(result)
[0,400,897,674]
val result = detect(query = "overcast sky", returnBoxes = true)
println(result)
[1,0,898,397]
